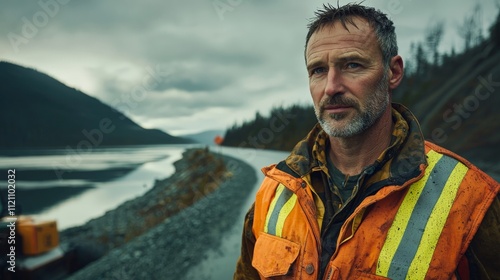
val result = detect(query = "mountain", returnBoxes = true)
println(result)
[181,129,225,145]
[394,41,500,166]
[0,61,192,148]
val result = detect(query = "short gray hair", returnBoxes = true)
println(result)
[305,3,398,66]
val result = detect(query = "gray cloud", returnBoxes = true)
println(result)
[2,0,499,135]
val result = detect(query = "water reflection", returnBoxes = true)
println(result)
[0,145,196,229]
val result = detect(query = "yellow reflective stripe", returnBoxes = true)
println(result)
[406,162,468,278]
[377,150,443,276]
[264,184,285,233]
[275,194,298,237]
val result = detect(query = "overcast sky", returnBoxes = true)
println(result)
[2,0,499,135]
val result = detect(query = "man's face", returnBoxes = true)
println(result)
[305,17,390,138]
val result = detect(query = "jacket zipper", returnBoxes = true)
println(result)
[329,167,425,260]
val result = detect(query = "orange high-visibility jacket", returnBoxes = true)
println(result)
[235,104,500,280]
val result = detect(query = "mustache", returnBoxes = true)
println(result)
[320,95,359,110]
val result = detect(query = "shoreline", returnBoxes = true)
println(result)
[62,148,257,279]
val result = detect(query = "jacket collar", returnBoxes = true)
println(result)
[281,103,427,185]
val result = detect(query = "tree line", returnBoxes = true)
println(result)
[222,6,500,151]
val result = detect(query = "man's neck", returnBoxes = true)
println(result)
[328,107,393,176]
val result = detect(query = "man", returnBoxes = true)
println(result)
[234,3,500,280]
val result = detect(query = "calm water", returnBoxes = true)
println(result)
[0,144,199,229]
[1,145,290,279]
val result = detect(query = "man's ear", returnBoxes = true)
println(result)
[388,55,404,90]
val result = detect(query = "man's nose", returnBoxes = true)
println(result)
[324,67,344,96]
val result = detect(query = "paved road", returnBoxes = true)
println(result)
[183,146,289,280]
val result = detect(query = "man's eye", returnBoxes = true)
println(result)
[311,67,327,75]
[346,62,361,69]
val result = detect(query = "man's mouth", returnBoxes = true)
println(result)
[323,104,353,114]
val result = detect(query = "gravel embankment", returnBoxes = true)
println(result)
[63,148,257,280]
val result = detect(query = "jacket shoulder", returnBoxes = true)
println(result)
[424,141,499,189]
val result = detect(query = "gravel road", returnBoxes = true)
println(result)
[63,148,259,280]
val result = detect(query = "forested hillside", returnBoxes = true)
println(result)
[222,8,500,176]
[0,62,192,148]
[223,105,317,151]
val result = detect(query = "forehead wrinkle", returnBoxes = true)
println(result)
[306,18,376,58]
[336,50,368,61]
[306,35,375,63]
[306,25,378,64]
[308,34,370,51]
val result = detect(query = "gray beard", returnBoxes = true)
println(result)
[315,72,390,138]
